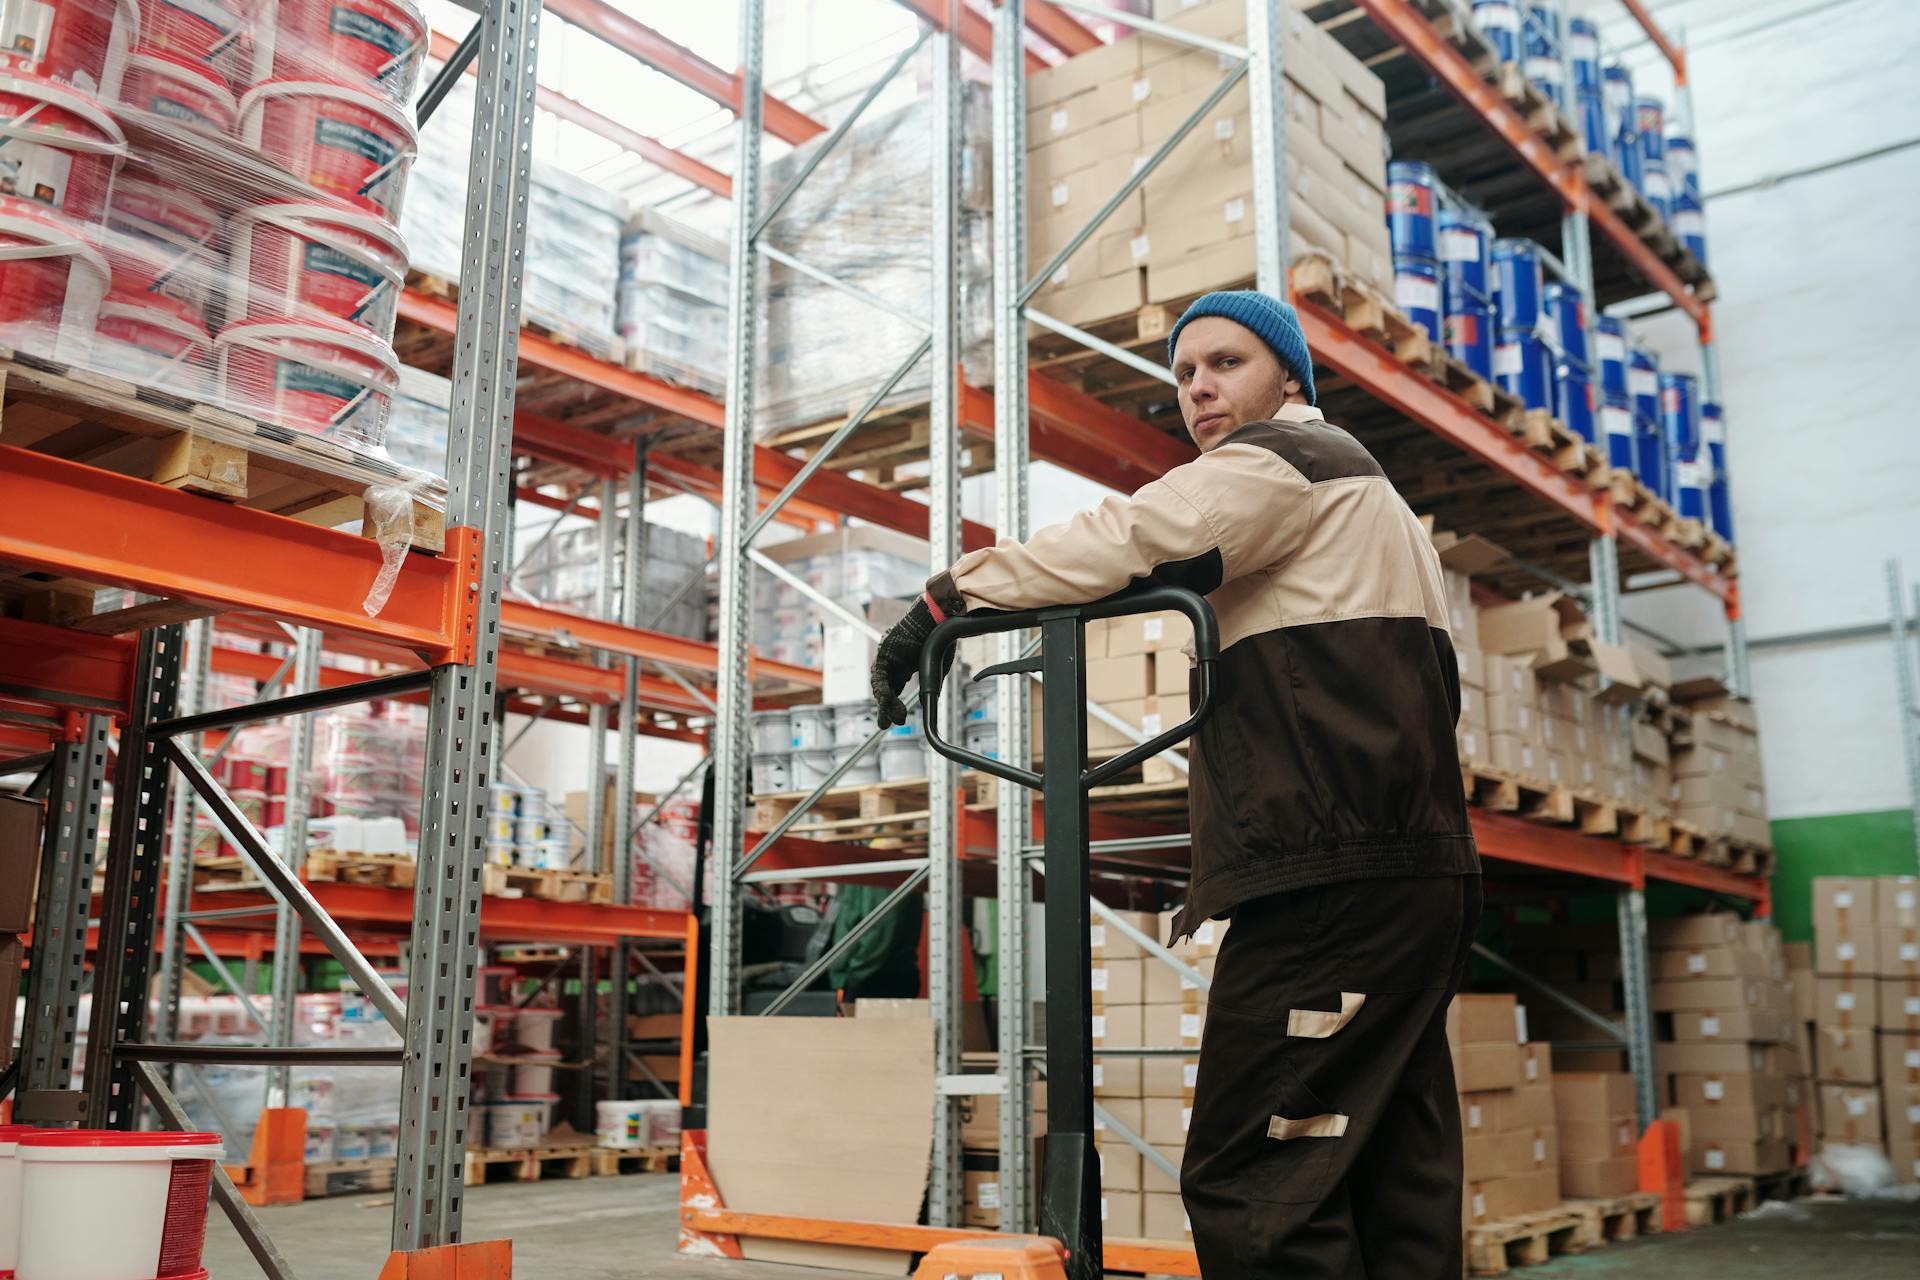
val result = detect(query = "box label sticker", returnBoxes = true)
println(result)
[1051,181,1069,208]
[1704,1079,1725,1101]
[1143,618,1164,642]
[1181,1106,1193,1132]
[1131,77,1152,103]
[1090,925,1106,947]
[1091,968,1109,991]
[1130,234,1151,262]
[1846,1095,1868,1116]
[1906,997,1920,1016]
[1836,890,1854,908]
[1093,1064,1104,1086]
[1837,942,1856,962]
[1837,992,1856,1011]
[1184,1062,1200,1087]
[1050,108,1069,135]
[1688,951,1708,974]
[1214,117,1235,141]
[1092,1015,1107,1039]
[1701,1016,1721,1037]
[1533,1137,1546,1163]
[1467,1104,1484,1130]
[980,1181,1001,1209]
[1181,1013,1202,1039]
[1705,1148,1726,1170]
[1223,197,1245,224]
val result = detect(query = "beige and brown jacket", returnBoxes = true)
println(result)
[927,402,1479,937]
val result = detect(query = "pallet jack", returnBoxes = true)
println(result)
[918,585,1220,1280]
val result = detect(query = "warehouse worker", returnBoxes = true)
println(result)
[870,290,1482,1277]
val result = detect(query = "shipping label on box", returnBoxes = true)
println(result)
[1817,929,1880,977]
[1652,944,1773,982]
[1667,1008,1786,1043]
[1651,977,1764,1013]
[1879,926,1920,979]
[1818,1084,1883,1145]
[1090,958,1144,1007]
[1493,1082,1556,1133]
[1884,1031,1920,1088]
[1815,876,1878,929]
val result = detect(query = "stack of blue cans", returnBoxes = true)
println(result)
[1666,133,1707,264]
[1522,4,1565,108]
[1387,160,1443,343]
[1491,239,1553,411]
[1635,97,1672,223]
[1569,18,1607,158]
[1602,64,1642,190]
[1594,316,1634,473]
[1439,211,1494,380]
[1545,283,1595,442]
[1470,0,1521,63]
[1701,401,1733,542]
[1630,345,1668,501]
[1661,372,1706,524]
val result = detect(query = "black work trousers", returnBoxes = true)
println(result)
[1181,873,1482,1278]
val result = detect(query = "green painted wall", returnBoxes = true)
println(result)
[1767,808,1918,942]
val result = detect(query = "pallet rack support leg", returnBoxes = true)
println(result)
[389,0,540,1257]
[156,618,210,1053]
[609,439,649,1105]
[268,628,322,1101]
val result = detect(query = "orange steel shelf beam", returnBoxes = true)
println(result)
[399,289,995,552]
[0,618,136,719]
[501,599,822,690]
[1616,506,1734,599]
[1025,1,1103,56]
[194,882,689,945]
[1619,0,1686,77]
[428,29,730,197]
[542,0,827,144]
[1645,850,1768,905]
[894,0,1048,72]
[0,446,470,663]
[1354,0,1706,327]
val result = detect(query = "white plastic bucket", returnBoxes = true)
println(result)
[513,1006,560,1051]
[512,1048,562,1095]
[214,315,399,444]
[750,709,792,754]
[750,752,790,794]
[236,78,417,219]
[831,702,879,746]
[484,1095,555,1150]
[790,705,834,749]
[0,196,109,361]
[302,1122,335,1163]
[15,1129,225,1280]
[963,722,1001,761]
[791,747,835,791]
[227,199,407,337]
[878,736,924,782]
[93,287,213,396]
[0,1123,34,1274]
[838,748,880,786]
[331,1125,371,1161]
[0,70,129,222]
[595,1100,648,1150]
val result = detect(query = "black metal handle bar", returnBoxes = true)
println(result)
[917,583,1220,791]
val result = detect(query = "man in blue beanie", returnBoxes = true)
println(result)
[872,289,1480,1278]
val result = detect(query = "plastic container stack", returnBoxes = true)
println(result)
[618,207,729,396]
[514,521,709,642]
[0,0,429,465]
[1660,371,1707,526]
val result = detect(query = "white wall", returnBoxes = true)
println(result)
[1592,0,1920,817]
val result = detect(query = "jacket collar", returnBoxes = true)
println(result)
[1272,401,1325,424]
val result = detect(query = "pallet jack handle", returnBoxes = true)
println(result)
[918,584,1220,1280]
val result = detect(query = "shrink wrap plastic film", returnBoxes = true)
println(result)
[753,84,993,435]
[619,205,728,397]
[0,0,443,613]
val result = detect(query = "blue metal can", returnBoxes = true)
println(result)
[1577,88,1609,158]
[1394,256,1443,343]
[1628,344,1660,426]
[1523,5,1564,106]
[1602,64,1635,137]
[1495,332,1555,411]
[1666,133,1700,203]
[1672,449,1708,523]
[1445,304,1495,382]
[1660,371,1699,458]
[1595,316,1628,401]
[1635,97,1667,170]
[1568,17,1601,89]
[1557,361,1596,443]
[1671,192,1706,265]
[1600,395,1636,473]
[1544,283,1590,371]
[1701,402,1733,540]
[1471,0,1521,63]
[1492,238,1545,339]
[1438,211,1490,308]
[1387,160,1439,262]
[1636,411,1670,502]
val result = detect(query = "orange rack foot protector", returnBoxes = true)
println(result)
[377,1240,511,1280]
[914,1237,1070,1279]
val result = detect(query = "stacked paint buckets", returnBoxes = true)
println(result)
[0,1124,224,1280]
[1387,160,1444,346]
[1389,158,1500,385]
[0,0,425,454]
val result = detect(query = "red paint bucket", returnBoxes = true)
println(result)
[0,0,138,97]
[94,287,213,397]
[134,0,249,86]
[105,175,223,325]
[0,195,109,359]
[118,49,236,134]
[216,315,399,443]
[228,198,407,338]
[0,70,128,222]
[237,78,417,219]
[245,0,427,104]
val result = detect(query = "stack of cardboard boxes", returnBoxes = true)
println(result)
[1452,993,1563,1226]
[1025,0,1392,326]
[1066,612,1196,777]
[1808,876,1920,1183]
[1553,1073,1644,1197]
[1503,921,1628,1074]
[1651,914,1800,1176]
[1669,697,1770,851]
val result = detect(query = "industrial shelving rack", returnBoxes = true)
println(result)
[677,0,1767,1271]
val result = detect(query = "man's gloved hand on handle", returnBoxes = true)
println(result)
[869,596,953,729]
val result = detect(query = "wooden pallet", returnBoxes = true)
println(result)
[1467,1206,1585,1275]
[1565,1191,1662,1249]
[1492,64,1583,163]
[750,771,997,838]
[589,1143,678,1176]
[1683,1175,1755,1225]
[463,1143,596,1185]
[1506,408,1610,487]
[480,863,612,903]
[1465,767,1620,835]
[305,849,417,888]
[0,350,445,561]
[304,1156,395,1198]
[411,272,625,365]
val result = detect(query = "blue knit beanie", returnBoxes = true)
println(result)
[1167,290,1317,406]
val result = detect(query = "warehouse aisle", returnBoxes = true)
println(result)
[1524,1196,1920,1278]
[199,1174,872,1279]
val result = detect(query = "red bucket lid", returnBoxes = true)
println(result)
[0,1123,38,1140]
[19,1129,221,1147]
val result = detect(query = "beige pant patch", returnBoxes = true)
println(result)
[1286,991,1366,1039]
[1267,1113,1350,1140]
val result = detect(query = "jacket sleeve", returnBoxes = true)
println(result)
[927,439,1312,615]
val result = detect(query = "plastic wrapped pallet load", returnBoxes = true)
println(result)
[1026,0,1393,327]
[619,206,730,395]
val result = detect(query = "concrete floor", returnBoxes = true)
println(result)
[205,1175,1920,1278]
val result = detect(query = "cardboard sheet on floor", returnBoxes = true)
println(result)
[708,1016,935,1275]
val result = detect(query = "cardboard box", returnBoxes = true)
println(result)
[1671,1072,1785,1114]
[1093,1004,1144,1049]
[1495,1083,1557,1133]
[958,1082,1047,1148]
[1652,944,1773,982]
[1091,910,1160,960]
[1881,978,1920,1032]
[1494,1127,1558,1177]
[1476,1169,1562,1219]
[1666,1008,1787,1043]
[1489,734,1538,776]
[1094,1099,1143,1144]
[1483,692,1536,738]
[1101,611,1193,657]
[1552,1071,1636,1120]
[1560,1116,1637,1163]
[1142,1191,1190,1241]
[1459,1091,1500,1136]
[1101,1191,1143,1238]
[1651,977,1765,1013]
[1143,1004,1207,1049]
[1518,1042,1551,1087]
[1655,1042,1772,1076]
[1476,593,1592,679]
[1141,1097,1191,1146]
[1454,1043,1522,1093]
[1098,1144,1141,1192]
[1815,976,1879,1030]
[1560,1155,1640,1198]
[1142,1144,1185,1195]
[963,1163,1002,1227]
[1819,1084,1882,1146]
[1141,1054,1202,1099]
[1884,1031,1920,1089]
[1093,1057,1143,1100]
[1880,926,1920,979]
[1817,928,1879,977]
[1695,1137,1793,1176]
[1881,877,1920,928]
[1649,913,1744,950]
[1814,876,1878,928]
[1032,111,1142,187]
[1449,993,1523,1046]
[1091,959,1144,1007]
[1813,1025,1878,1084]
[0,794,44,935]
[1027,36,1141,107]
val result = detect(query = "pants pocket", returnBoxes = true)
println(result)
[1187,1006,1348,1207]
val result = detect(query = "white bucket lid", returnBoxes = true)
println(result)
[0,70,130,155]
[125,50,237,114]
[101,292,210,343]
[215,316,402,385]
[0,206,110,284]
[236,77,420,150]
[231,198,410,271]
